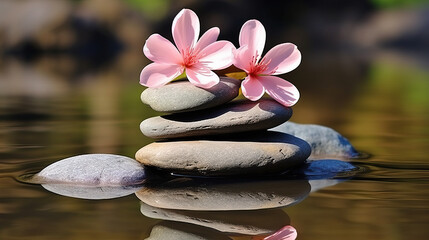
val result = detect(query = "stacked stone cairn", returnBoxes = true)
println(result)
[135,77,312,177]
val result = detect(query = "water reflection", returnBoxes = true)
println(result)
[136,175,353,238]
[137,177,305,238]
[145,221,232,240]
[22,173,312,238]
[40,183,143,200]
[140,202,291,236]
[136,178,310,211]
[13,152,366,239]
[23,162,354,239]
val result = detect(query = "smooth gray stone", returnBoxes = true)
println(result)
[146,222,232,240]
[33,154,145,186]
[41,183,143,200]
[140,99,292,139]
[141,77,240,113]
[270,122,360,160]
[136,178,310,211]
[140,202,291,235]
[135,132,311,176]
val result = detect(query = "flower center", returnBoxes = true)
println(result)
[182,47,199,68]
[248,53,273,76]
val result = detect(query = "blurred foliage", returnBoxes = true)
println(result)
[371,0,429,8]
[125,0,170,20]
[368,61,429,114]
[344,57,429,163]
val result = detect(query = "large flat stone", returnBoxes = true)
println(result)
[33,154,145,186]
[141,77,240,113]
[140,99,292,139]
[135,131,311,177]
[136,178,310,211]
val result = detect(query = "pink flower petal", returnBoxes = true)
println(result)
[194,27,220,53]
[233,45,252,73]
[239,20,266,61]
[241,75,265,101]
[186,65,220,89]
[143,34,182,65]
[172,9,200,54]
[264,225,297,240]
[262,43,301,75]
[199,40,234,70]
[140,63,183,88]
[258,75,300,107]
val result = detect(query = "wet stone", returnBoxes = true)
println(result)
[135,131,311,177]
[140,99,293,139]
[271,122,360,159]
[33,154,145,186]
[141,77,240,113]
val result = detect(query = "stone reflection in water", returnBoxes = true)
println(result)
[41,183,143,200]
[287,159,360,180]
[286,159,361,192]
[140,202,291,236]
[136,162,359,238]
[136,177,308,237]
[136,178,310,211]
[145,221,232,240]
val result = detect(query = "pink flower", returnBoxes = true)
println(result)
[140,9,235,89]
[252,225,298,240]
[233,20,301,107]
[264,225,298,240]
